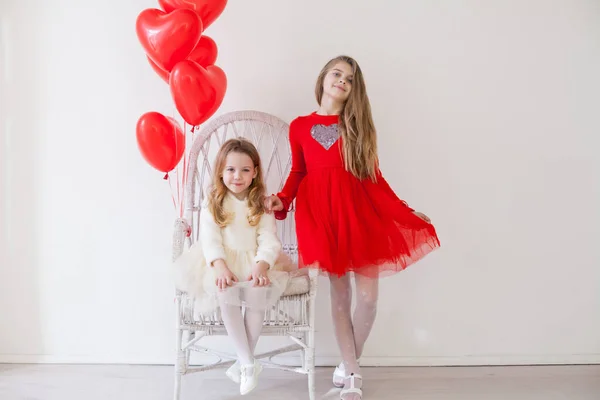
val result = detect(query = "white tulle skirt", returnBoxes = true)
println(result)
[172,242,292,315]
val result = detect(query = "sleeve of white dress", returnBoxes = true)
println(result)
[254,212,282,268]
[199,203,226,266]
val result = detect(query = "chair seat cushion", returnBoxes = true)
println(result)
[282,274,310,296]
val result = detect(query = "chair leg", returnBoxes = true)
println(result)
[300,349,307,371]
[174,370,182,400]
[300,333,307,371]
[306,330,316,400]
[174,328,184,400]
[185,331,195,367]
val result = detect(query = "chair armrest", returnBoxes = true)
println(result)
[172,218,191,262]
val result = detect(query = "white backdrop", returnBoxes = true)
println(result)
[1,0,599,366]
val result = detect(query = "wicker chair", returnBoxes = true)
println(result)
[171,111,318,400]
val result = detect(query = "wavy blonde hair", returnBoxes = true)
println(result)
[315,55,378,181]
[207,138,266,227]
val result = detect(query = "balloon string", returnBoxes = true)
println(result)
[171,109,182,217]
[166,174,177,210]
[184,123,194,217]
[175,159,180,215]
[180,120,187,218]
[180,156,186,218]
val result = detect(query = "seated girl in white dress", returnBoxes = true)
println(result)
[173,138,292,395]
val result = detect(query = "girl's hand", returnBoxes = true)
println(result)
[413,211,431,224]
[264,195,283,212]
[247,261,271,287]
[213,261,238,290]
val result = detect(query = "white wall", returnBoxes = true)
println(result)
[1,0,599,366]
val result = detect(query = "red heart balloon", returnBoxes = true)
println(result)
[188,36,218,67]
[169,60,227,126]
[166,116,183,131]
[136,8,202,72]
[147,35,218,84]
[158,0,227,30]
[147,56,170,83]
[136,112,186,172]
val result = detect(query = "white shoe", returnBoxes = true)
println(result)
[333,362,345,388]
[340,373,363,399]
[225,360,240,384]
[240,360,263,395]
[333,359,361,388]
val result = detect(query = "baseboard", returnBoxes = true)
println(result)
[1,354,599,366]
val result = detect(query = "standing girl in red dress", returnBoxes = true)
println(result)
[266,55,440,399]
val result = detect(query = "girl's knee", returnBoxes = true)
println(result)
[329,275,351,296]
[357,288,378,309]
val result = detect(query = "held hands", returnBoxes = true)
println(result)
[247,261,271,287]
[263,195,283,213]
[213,259,238,290]
[412,211,432,224]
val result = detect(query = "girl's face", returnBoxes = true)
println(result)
[221,151,257,199]
[322,61,353,103]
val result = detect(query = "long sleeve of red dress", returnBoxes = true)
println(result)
[275,120,306,220]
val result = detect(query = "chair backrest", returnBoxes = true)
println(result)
[183,110,298,258]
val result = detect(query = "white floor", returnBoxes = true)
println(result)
[0,364,598,400]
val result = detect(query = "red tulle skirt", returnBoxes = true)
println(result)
[294,167,440,278]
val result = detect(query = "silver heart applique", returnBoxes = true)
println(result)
[310,124,339,150]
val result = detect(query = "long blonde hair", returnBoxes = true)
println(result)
[315,55,378,181]
[207,138,266,227]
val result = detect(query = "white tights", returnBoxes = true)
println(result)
[218,290,266,365]
[330,273,379,398]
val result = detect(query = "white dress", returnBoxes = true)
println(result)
[173,193,292,315]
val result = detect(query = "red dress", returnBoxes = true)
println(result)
[275,112,440,277]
